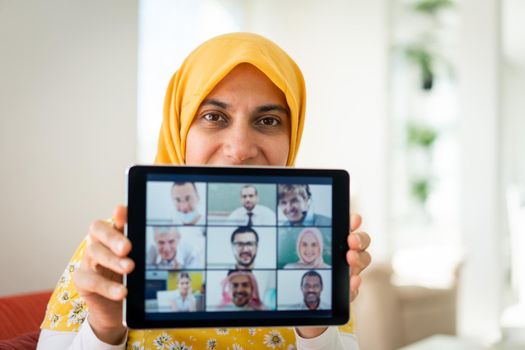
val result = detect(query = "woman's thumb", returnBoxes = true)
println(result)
[112,205,128,231]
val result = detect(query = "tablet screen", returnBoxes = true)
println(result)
[126,166,349,328]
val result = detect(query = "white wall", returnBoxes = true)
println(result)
[502,0,525,188]
[501,0,525,332]
[0,0,138,295]
[457,0,502,341]
[247,0,390,260]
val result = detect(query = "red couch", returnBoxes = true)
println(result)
[0,291,52,349]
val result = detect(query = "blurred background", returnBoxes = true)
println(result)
[0,0,523,349]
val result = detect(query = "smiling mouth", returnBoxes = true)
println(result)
[161,252,174,259]
[287,210,302,219]
[233,292,249,302]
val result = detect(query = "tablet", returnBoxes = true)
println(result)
[125,165,350,329]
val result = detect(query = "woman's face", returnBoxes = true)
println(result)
[186,63,291,166]
[299,232,321,264]
[178,277,190,295]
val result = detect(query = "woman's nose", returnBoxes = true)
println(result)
[223,122,258,163]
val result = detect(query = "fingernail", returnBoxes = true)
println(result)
[111,286,122,297]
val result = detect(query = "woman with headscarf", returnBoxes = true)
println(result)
[38,32,371,350]
[285,227,331,269]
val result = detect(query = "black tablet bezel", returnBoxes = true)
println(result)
[125,165,349,329]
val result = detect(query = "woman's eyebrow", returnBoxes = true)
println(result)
[257,104,289,114]
[201,98,229,109]
[201,99,289,115]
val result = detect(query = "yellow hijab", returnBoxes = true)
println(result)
[154,32,306,166]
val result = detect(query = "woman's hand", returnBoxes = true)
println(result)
[73,205,135,345]
[296,212,372,339]
[347,213,371,302]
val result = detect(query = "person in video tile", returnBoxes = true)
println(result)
[220,270,263,311]
[230,226,259,270]
[171,182,205,225]
[295,270,330,311]
[169,272,197,312]
[227,185,276,226]
[147,227,202,269]
[277,184,331,226]
[284,228,331,269]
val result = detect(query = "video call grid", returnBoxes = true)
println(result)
[144,180,333,313]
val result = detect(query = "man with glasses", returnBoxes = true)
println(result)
[230,226,259,270]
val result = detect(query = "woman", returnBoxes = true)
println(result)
[285,227,331,269]
[169,272,197,312]
[37,32,371,350]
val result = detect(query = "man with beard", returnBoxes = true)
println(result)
[295,270,330,310]
[278,184,331,226]
[227,185,276,226]
[220,270,264,311]
[171,182,205,225]
[230,226,259,270]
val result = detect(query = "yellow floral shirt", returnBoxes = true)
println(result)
[41,238,354,350]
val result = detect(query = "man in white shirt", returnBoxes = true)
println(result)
[146,227,202,269]
[171,182,205,225]
[227,185,276,226]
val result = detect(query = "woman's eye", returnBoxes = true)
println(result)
[202,113,226,123]
[256,117,280,127]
